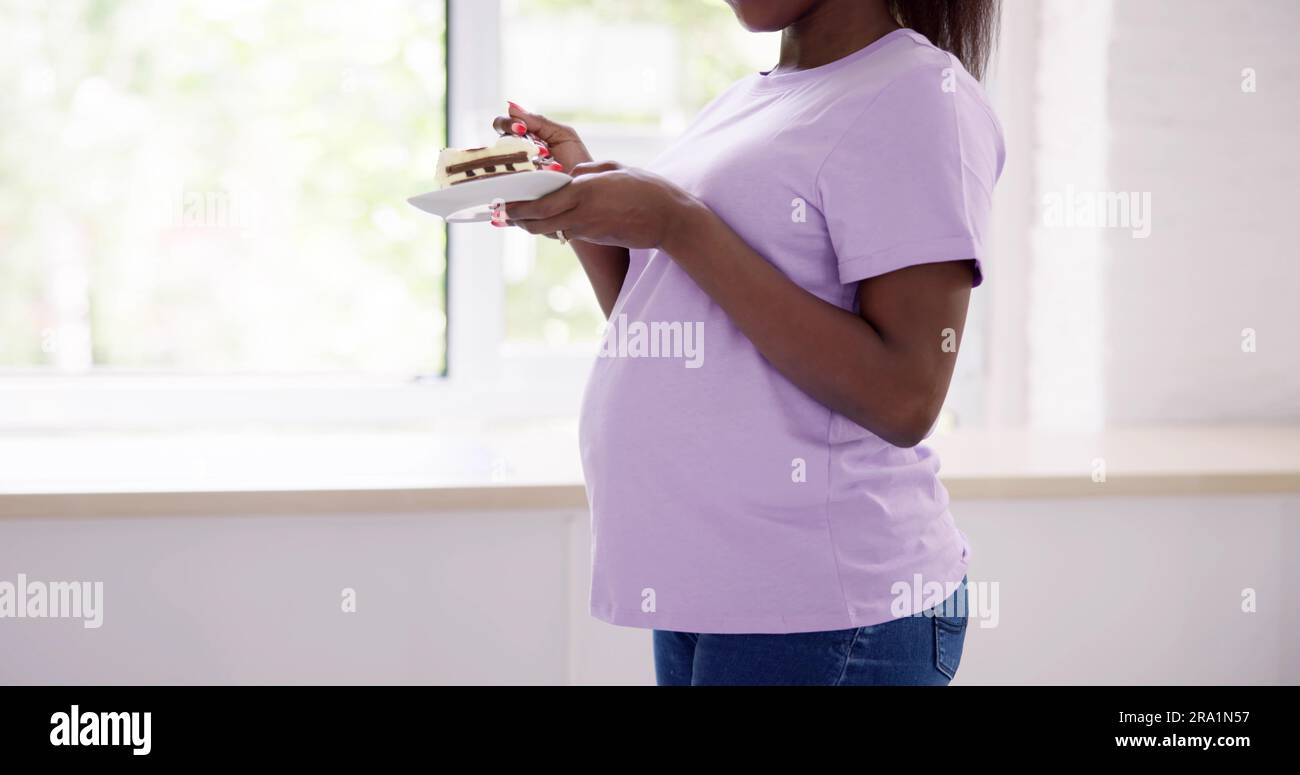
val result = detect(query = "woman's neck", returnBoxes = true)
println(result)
[773,0,900,74]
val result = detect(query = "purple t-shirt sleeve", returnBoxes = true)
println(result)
[816,60,1003,287]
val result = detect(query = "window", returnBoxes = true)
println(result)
[0,0,447,376]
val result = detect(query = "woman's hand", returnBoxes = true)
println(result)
[505,162,704,251]
[493,103,593,173]
[490,105,634,317]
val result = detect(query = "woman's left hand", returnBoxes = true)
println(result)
[504,162,702,250]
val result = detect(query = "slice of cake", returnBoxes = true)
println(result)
[434,135,551,188]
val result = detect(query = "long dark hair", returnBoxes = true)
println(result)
[888,0,1000,80]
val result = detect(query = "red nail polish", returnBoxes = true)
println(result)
[510,121,527,135]
[547,162,564,171]
[537,146,551,158]
[491,219,507,228]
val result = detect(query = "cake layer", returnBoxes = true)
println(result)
[435,136,542,188]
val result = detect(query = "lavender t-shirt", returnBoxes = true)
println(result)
[579,29,1005,634]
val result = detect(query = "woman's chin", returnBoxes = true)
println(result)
[725,0,814,32]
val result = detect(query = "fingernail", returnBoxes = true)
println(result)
[537,146,551,158]
[508,101,524,114]
[510,121,528,135]
[491,219,507,228]
[547,162,564,172]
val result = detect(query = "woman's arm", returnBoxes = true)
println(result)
[666,202,972,448]
[497,105,629,317]
[571,241,630,319]
[504,167,973,447]
[562,163,632,319]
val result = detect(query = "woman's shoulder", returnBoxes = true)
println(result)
[835,30,1002,150]
[844,30,989,109]
[816,31,1005,186]
[875,28,960,72]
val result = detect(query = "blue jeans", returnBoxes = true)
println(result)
[653,577,968,686]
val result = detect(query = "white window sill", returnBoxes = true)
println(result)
[2,425,1298,517]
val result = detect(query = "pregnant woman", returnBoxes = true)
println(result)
[501,0,1003,685]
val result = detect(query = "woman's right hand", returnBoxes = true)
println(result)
[493,102,593,173]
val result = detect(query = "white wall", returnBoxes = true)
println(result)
[2,493,1296,685]
[956,494,1299,685]
[0,510,577,684]
[1013,0,1300,428]
[1102,0,1300,423]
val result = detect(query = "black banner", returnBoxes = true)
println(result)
[0,686,1287,762]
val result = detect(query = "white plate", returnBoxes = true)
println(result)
[406,170,571,223]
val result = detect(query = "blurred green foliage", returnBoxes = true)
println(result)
[0,0,448,373]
